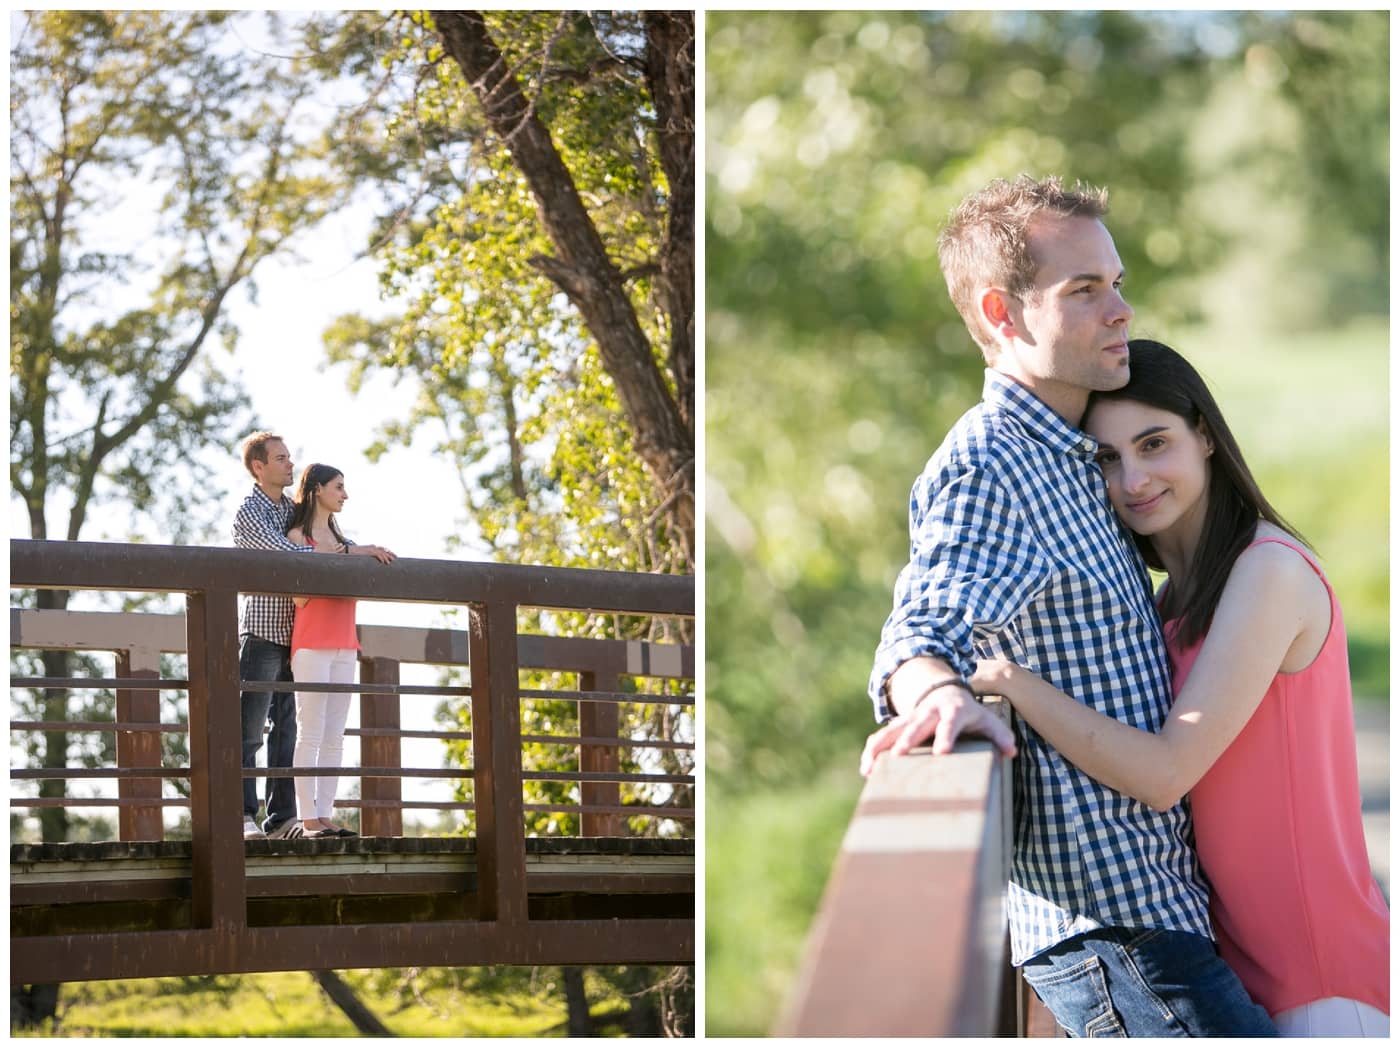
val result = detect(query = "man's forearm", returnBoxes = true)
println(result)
[886,655,967,716]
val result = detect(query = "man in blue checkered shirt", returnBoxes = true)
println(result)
[233,431,395,840]
[861,177,1276,1036]
[234,431,335,840]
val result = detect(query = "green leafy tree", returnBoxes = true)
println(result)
[10,9,347,840]
[300,11,695,1032]
[306,9,695,830]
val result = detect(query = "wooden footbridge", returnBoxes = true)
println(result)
[10,539,693,985]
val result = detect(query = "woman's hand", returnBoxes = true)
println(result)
[349,543,397,564]
[969,658,1021,698]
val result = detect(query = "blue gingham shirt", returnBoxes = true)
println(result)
[232,485,316,645]
[869,371,1213,965]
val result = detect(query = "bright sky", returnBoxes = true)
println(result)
[9,13,502,821]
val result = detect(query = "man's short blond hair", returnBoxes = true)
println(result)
[240,430,284,479]
[938,175,1109,361]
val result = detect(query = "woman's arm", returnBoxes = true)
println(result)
[287,528,311,607]
[971,543,1322,811]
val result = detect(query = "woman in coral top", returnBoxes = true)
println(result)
[971,340,1388,1036]
[285,463,394,839]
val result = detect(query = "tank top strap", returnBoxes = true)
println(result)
[1244,535,1327,586]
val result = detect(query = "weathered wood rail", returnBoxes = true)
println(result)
[776,701,1060,1037]
[9,539,694,983]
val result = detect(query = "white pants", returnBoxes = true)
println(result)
[291,648,357,821]
[1273,997,1389,1037]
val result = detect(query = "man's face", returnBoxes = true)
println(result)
[998,215,1133,419]
[253,439,295,489]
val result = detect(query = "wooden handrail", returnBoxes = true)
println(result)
[775,699,1021,1037]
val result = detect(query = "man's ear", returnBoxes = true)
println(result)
[979,288,1018,341]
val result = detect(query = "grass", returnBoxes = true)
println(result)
[705,771,862,1038]
[11,969,630,1038]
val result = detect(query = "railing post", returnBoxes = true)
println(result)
[185,589,246,932]
[467,601,528,926]
[579,670,623,837]
[115,646,164,842]
[358,655,402,838]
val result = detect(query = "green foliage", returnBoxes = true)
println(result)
[705,772,864,1038]
[304,12,696,837]
[10,11,349,546]
[314,12,687,577]
[706,11,1387,1035]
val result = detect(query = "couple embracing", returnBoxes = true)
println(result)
[233,432,396,841]
[862,177,1388,1036]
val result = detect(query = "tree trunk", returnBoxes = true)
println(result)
[312,969,394,1036]
[431,10,695,568]
[643,12,695,434]
[562,966,594,1036]
[10,984,61,1029]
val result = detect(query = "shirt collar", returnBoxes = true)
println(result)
[250,484,291,510]
[982,370,1099,459]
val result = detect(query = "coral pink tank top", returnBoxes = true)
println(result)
[1166,536,1388,1018]
[289,538,359,656]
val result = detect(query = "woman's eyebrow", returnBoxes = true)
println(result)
[1130,425,1171,443]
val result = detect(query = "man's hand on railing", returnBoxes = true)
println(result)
[860,682,1017,778]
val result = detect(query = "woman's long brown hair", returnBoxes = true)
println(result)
[1086,339,1306,647]
[285,463,349,549]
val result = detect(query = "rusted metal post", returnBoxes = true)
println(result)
[184,589,246,932]
[358,655,403,838]
[467,601,528,926]
[579,670,623,837]
[115,647,164,842]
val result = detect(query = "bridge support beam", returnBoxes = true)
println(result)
[358,656,402,838]
[469,601,528,927]
[184,588,246,933]
[10,918,694,984]
[115,647,164,842]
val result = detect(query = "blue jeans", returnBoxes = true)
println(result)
[1021,927,1278,1037]
[239,635,297,829]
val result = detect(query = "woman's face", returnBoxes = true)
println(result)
[1085,399,1212,539]
[315,474,348,514]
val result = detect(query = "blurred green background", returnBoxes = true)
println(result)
[704,11,1387,1037]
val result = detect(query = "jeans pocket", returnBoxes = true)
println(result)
[1123,927,1165,951]
[1023,954,1126,1038]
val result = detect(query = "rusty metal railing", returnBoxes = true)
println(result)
[9,538,694,982]
[774,699,1058,1037]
